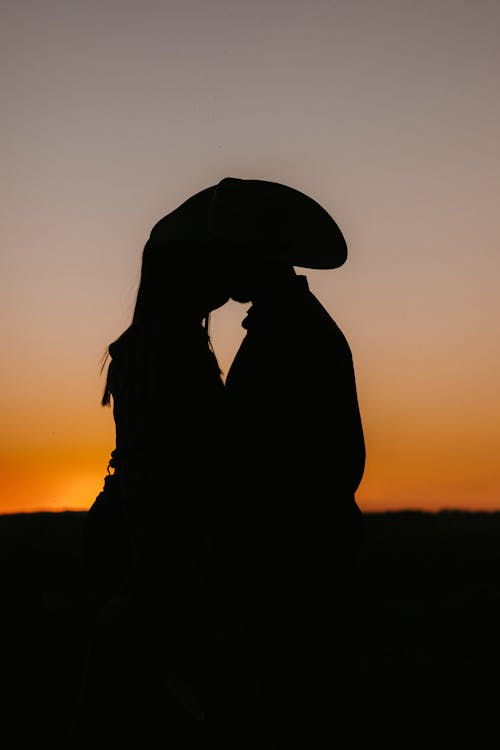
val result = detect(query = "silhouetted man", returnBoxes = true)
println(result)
[209,177,366,745]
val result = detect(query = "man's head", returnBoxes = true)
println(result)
[223,257,297,304]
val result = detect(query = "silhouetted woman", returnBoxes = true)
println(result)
[73,187,253,746]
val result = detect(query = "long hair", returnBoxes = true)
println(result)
[100,326,133,407]
[100,350,112,406]
[100,239,222,406]
[100,241,154,407]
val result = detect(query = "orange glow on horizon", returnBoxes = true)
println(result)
[1,351,499,514]
[1,449,499,515]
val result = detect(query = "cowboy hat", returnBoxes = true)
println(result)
[208,177,347,269]
[147,178,347,269]
[147,185,215,252]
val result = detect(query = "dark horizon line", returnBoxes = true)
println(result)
[1,507,500,518]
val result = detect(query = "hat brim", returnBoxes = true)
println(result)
[208,177,347,269]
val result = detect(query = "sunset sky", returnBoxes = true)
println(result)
[2,0,500,514]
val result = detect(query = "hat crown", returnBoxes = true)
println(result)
[210,177,347,269]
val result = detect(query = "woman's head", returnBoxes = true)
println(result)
[132,239,230,324]
[131,185,233,324]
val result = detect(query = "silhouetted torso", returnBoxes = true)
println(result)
[224,273,366,741]
[105,318,227,599]
[74,319,243,746]
[226,273,365,548]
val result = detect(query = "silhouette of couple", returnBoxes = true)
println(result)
[75,177,366,748]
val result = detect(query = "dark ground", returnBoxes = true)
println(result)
[1,510,499,747]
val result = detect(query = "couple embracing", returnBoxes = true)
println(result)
[77,177,366,748]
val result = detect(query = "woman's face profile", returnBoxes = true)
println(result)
[175,254,231,314]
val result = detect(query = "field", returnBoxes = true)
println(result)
[1,510,498,746]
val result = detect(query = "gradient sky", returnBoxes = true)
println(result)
[2,0,500,514]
